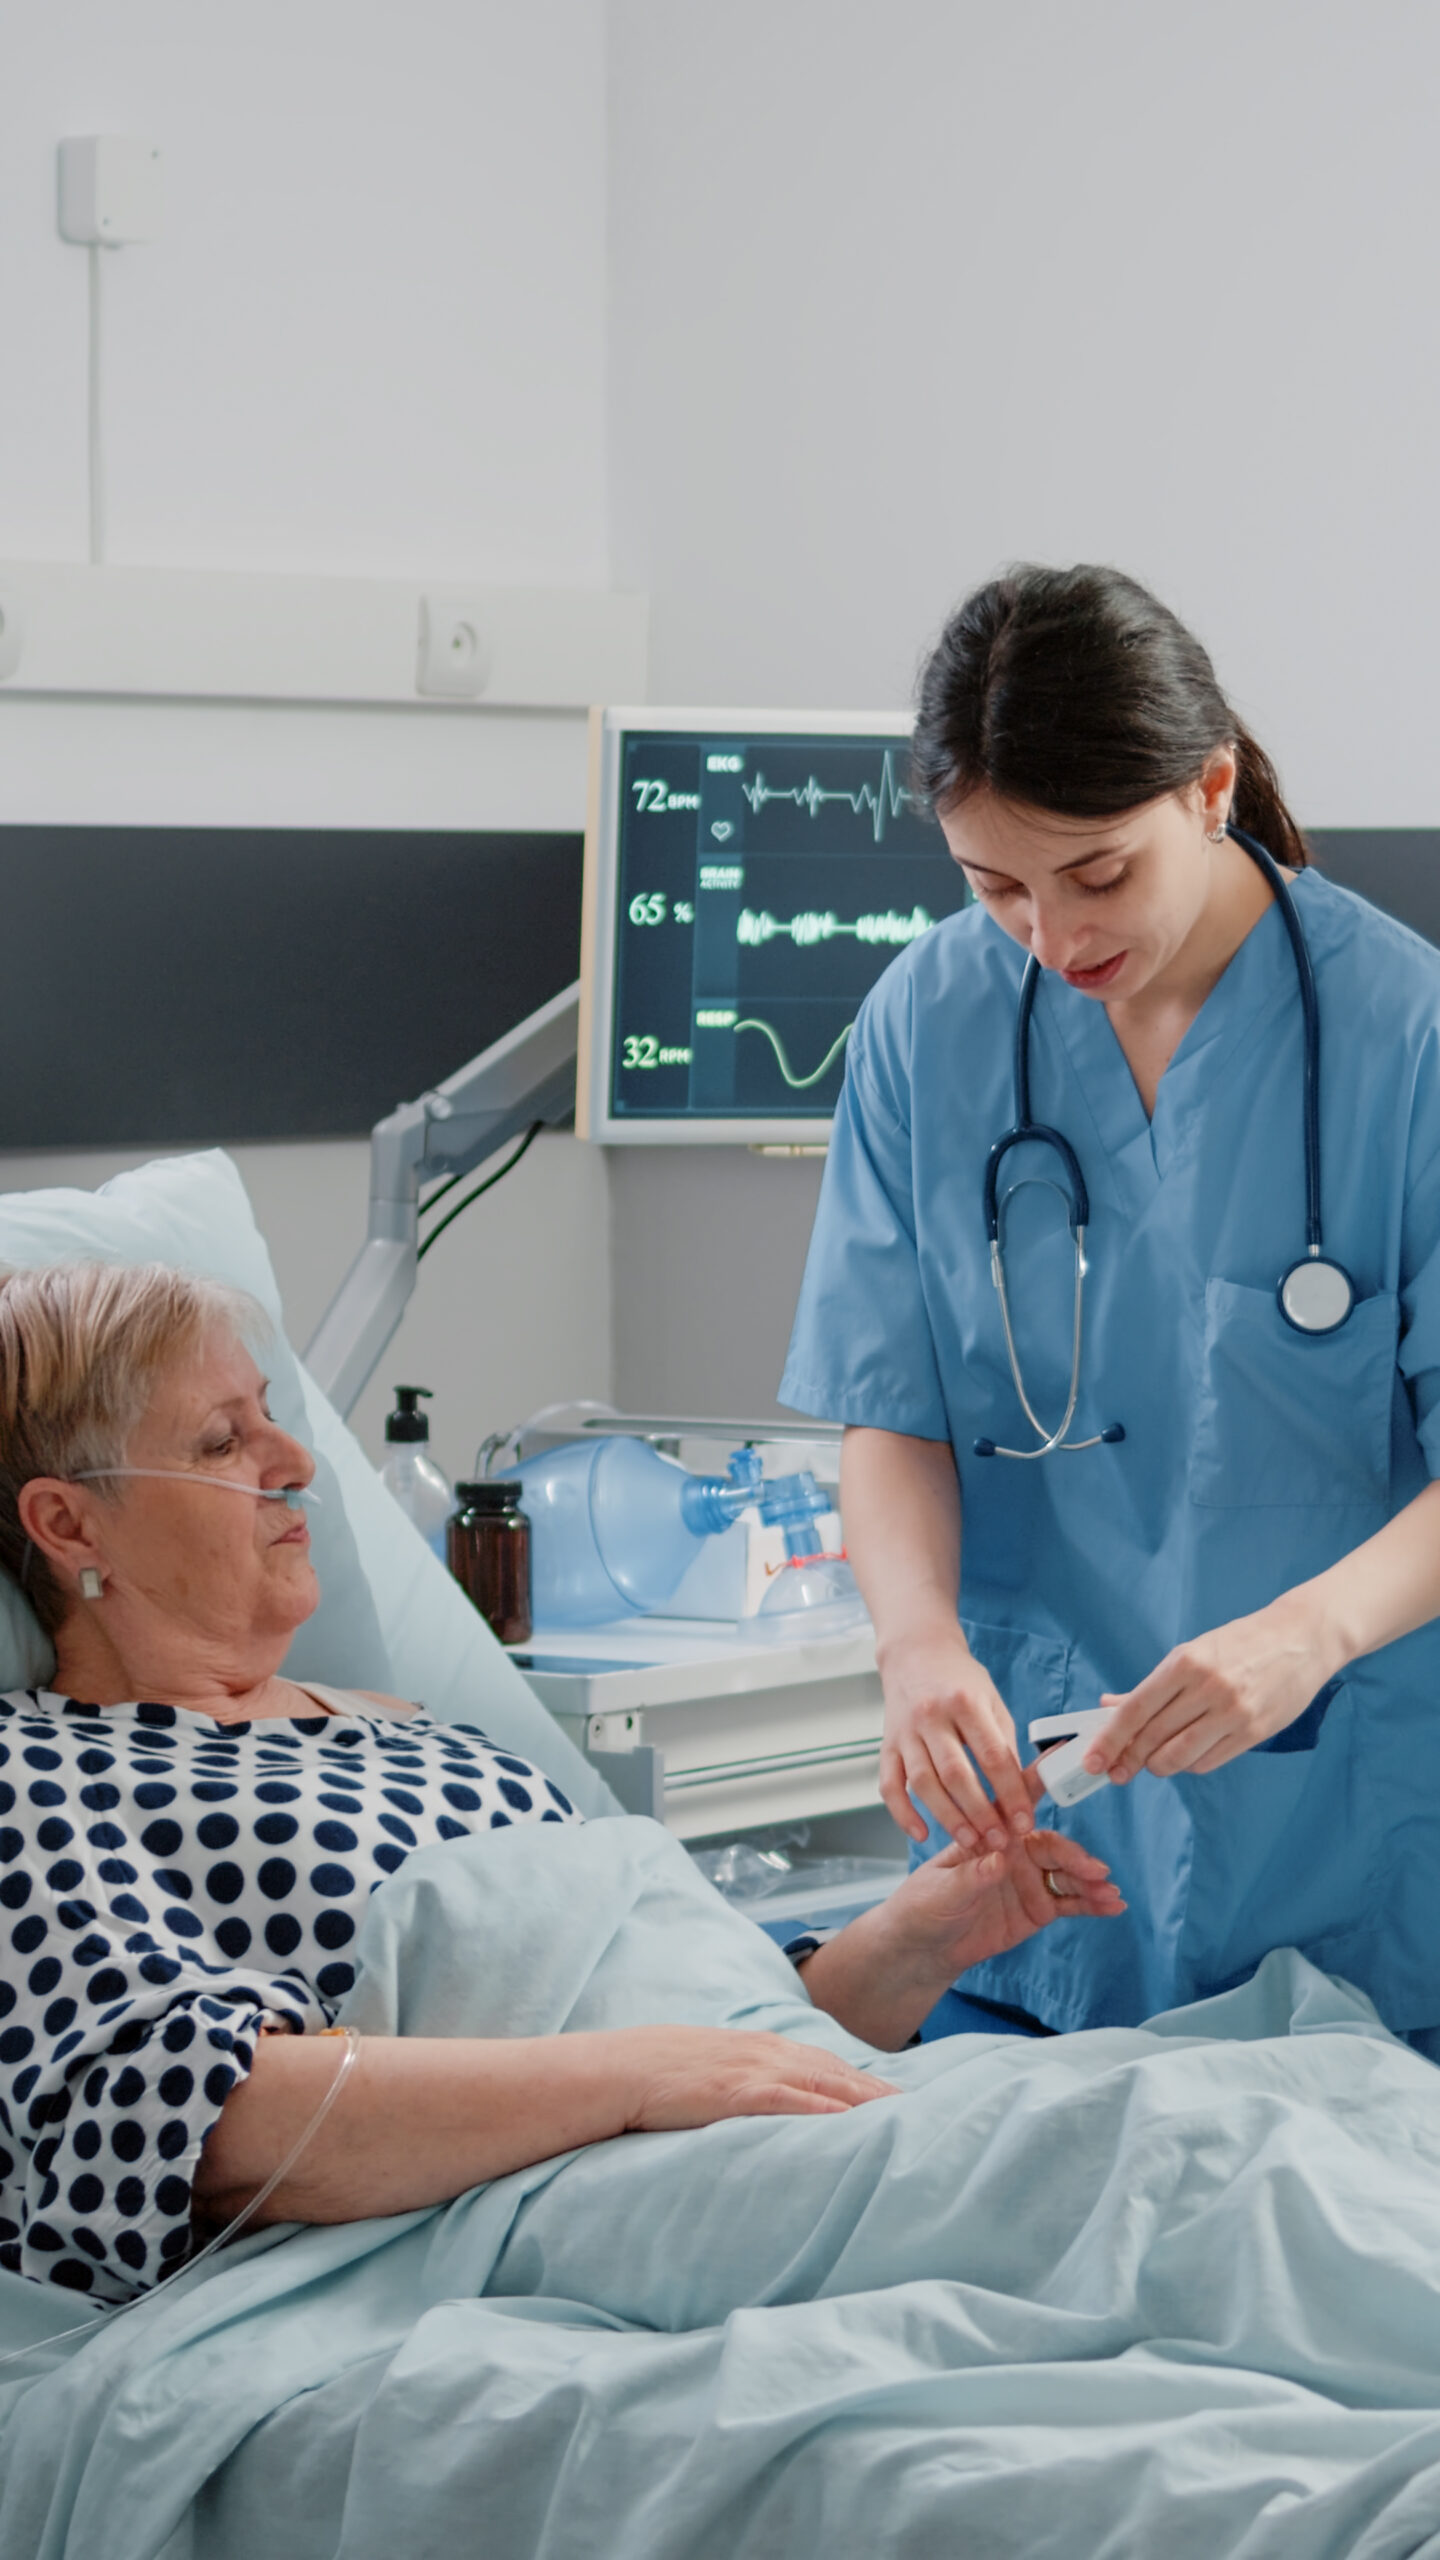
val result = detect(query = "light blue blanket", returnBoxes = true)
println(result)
[4,1817,1440,2560]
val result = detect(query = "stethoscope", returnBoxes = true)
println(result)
[974,822,1356,1461]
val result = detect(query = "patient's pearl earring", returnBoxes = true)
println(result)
[79,1567,104,1601]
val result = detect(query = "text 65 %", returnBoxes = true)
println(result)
[628,893,695,927]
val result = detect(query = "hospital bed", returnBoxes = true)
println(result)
[4,1150,1440,2560]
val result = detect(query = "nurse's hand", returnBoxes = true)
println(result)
[1084,1596,1340,1782]
[877,1627,1035,1851]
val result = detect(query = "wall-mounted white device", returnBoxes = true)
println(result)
[57,137,164,565]
[58,136,163,246]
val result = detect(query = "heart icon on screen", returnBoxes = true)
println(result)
[710,821,734,842]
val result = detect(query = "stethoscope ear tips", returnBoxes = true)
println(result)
[1100,1423,1126,1443]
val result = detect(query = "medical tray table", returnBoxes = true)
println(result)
[510,1620,886,1840]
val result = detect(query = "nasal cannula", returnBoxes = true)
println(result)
[70,1470,319,1503]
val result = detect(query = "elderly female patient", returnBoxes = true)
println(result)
[0,1264,1120,2303]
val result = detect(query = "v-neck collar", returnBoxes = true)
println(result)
[1033,887,1300,1213]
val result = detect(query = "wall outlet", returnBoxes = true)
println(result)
[416,597,490,698]
[58,137,163,246]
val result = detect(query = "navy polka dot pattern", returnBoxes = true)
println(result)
[0,1690,579,2302]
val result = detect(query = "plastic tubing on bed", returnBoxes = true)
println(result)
[0,2023,362,2370]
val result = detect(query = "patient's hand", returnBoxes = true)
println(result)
[888,1816,1124,1985]
[617,2026,896,2131]
[797,1777,1126,2049]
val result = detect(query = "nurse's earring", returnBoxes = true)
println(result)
[1206,818,1229,842]
[79,1567,104,1601]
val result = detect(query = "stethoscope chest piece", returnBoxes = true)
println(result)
[1277,1255,1355,1335]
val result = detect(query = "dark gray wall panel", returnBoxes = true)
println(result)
[1309,830,1440,948]
[0,827,582,1148]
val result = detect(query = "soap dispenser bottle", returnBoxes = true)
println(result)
[380,1386,453,1561]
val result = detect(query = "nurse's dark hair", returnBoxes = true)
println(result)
[911,564,1308,869]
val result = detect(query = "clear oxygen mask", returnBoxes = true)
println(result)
[748,1463,868,1644]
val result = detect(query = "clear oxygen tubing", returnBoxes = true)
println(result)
[18,1473,320,1593]
[0,2023,361,2372]
[70,1471,320,1505]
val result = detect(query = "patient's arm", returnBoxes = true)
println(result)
[194,2026,893,2230]
[797,1826,1126,2050]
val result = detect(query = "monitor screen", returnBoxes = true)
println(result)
[577,709,968,1142]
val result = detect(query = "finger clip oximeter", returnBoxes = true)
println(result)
[1028,1708,1114,1809]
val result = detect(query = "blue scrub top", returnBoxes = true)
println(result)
[781,872,1440,2034]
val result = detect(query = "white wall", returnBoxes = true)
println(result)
[0,0,615,1466]
[7,5,1440,1435]
[4,0,608,580]
[604,0,1440,1413]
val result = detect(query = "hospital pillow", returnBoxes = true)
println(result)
[0,1148,615,1818]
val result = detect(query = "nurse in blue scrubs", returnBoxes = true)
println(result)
[781,563,1440,2045]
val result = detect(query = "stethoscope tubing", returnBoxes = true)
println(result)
[978,820,1346,1460]
[983,958,1089,1243]
[1225,823,1324,1256]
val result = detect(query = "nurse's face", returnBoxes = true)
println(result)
[938,750,1237,1003]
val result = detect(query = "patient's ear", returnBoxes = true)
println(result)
[17,1478,107,1586]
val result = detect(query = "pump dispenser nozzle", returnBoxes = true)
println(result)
[386,1386,434,1445]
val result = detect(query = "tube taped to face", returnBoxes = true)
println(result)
[70,1469,320,1505]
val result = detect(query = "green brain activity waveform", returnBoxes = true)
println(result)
[731,1017,854,1092]
[736,905,934,950]
[740,749,921,844]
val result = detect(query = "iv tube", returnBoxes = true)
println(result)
[0,2024,361,2372]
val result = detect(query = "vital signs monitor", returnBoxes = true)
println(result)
[576,708,969,1142]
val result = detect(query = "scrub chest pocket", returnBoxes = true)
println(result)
[1190,1280,1397,1509]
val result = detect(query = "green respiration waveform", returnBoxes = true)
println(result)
[730,1017,854,1091]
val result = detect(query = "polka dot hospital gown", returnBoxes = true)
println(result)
[0,1690,580,2302]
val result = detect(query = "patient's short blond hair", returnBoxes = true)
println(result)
[0,1263,267,1636]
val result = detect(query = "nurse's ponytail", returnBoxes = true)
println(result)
[1227,720,1308,870]
[912,564,1309,870]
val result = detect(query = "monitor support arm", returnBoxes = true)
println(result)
[304,981,581,1419]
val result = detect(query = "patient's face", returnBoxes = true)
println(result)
[93,1331,319,1655]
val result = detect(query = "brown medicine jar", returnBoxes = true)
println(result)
[448,1480,533,1646]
